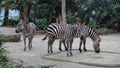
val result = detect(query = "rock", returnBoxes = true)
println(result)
[2,34,21,42]
[0,27,21,42]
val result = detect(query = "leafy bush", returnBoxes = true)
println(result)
[0,35,3,45]
[0,63,13,68]
[67,16,75,24]
[0,47,9,64]
[7,19,18,27]
[0,35,11,67]
[36,19,47,30]
[89,20,100,29]
[105,4,120,31]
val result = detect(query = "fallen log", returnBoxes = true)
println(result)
[1,34,21,42]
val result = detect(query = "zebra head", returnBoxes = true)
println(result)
[93,38,101,53]
[15,19,24,33]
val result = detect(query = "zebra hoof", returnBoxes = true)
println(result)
[51,50,53,53]
[48,50,50,53]
[24,48,26,51]
[79,49,82,52]
[65,48,67,51]
[70,53,73,56]
[59,48,62,51]
[84,49,87,52]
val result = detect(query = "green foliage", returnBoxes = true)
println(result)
[0,64,13,68]
[89,20,100,29]
[36,19,47,30]
[0,47,9,65]
[0,48,9,66]
[1,0,120,30]
[67,16,75,24]
[0,35,4,45]
[105,4,120,30]
[5,19,18,26]
[0,35,11,67]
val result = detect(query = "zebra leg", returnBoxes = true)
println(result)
[59,39,63,51]
[83,38,87,52]
[50,39,55,53]
[63,40,67,51]
[48,40,50,53]
[79,38,83,52]
[79,36,84,52]
[59,39,67,51]
[28,36,33,51]
[48,37,55,53]
[23,36,27,51]
[66,40,70,56]
[70,39,73,56]
[30,36,33,48]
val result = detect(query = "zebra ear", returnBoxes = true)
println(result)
[19,19,24,24]
[19,19,23,23]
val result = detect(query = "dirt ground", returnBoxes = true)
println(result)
[1,27,120,68]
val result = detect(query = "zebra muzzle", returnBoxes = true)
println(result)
[15,29,19,33]
[95,49,100,53]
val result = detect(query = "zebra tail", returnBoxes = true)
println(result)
[42,34,48,41]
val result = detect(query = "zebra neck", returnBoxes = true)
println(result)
[87,26,97,42]
[23,25,30,34]
[89,33,99,42]
[71,27,77,37]
[90,36,96,42]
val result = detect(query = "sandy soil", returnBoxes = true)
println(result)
[1,27,120,68]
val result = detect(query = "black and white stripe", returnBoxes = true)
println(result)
[79,24,101,53]
[80,25,99,41]
[42,23,80,56]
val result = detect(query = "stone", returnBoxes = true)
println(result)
[2,34,21,42]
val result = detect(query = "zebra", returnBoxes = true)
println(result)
[78,24,101,53]
[42,23,81,56]
[59,24,101,53]
[15,19,36,51]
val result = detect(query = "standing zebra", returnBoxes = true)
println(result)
[15,19,36,51]
[59,24,101,53]
[42,23,81,56]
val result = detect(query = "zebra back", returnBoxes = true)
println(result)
[80,24,100,41]
[47,23,64,39]
[47,23,79,39]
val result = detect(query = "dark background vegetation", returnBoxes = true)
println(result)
[0,0,120,31]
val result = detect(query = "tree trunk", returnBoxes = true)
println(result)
[23,1,32,24]
[61,0,67,24]
[3,4,9,26]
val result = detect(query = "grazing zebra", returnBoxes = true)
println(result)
[58,23,101,53]
[78,24,101,53]
[15,19,36,51]
[42,23,81,56]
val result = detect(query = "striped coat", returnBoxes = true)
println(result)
[42,23,80,56]
[79,24,101,53]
